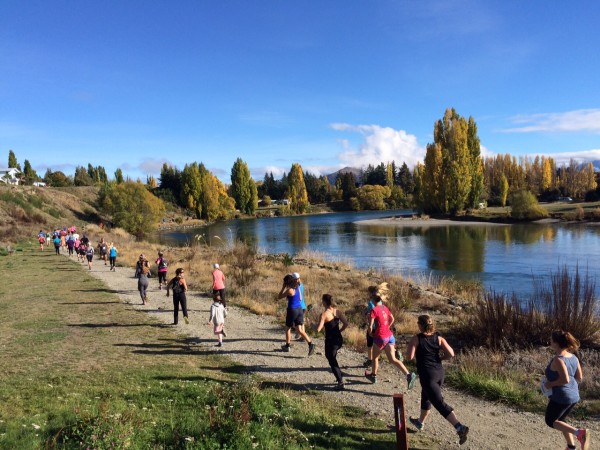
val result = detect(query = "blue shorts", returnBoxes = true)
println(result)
[373,335,395,350]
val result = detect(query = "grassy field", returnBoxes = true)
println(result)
[0,245,424,449]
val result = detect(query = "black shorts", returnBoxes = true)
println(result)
[286,307,304,328]
[158,272,167,283]
[545,400,577,427]
[86,255,93,262]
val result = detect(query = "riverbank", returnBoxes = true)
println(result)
[354,216,510,227]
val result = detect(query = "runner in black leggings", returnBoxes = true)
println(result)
[166,268,189,325]
[405,315,469,446]
[316,294,348,390]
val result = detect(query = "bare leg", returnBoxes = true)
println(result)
[384,345,409,375]
[554,421,577,447]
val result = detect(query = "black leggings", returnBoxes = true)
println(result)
[109,256,116,268]
[325,339,343,383]
[419,368,454,418]
[173,294,188,324]
[545,400,577,427]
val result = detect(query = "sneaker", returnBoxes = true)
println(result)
[159,284,162,290]
[364,370,377,384]
[409,417,424,431]
[308,342,316,356]
[457,425,469,445]
[216,342,222,347]
[335,382,345,391]
[362,359,372,368]
[282,344,291,352]
[221,328,227,337]
[407,372,417,390]
[184,316,189,325]
[577,428,590,450]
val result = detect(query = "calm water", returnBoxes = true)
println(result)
[156,210,600,299]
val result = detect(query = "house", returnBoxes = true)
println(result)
[0,167,21,185]
[33,181,46,187]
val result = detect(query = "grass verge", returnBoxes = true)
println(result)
[0,245,407,449]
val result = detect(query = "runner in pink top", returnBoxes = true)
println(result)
[365,295,416,388]
[212,263,226,307]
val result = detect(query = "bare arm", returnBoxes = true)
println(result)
[367,317,375,335]
[388,312,395,328]
[406,335,419,361]
[546,357,569,388]
[575,361,583,383]
[439,336,455,360]
[316,312,327,333]
[337,310,349,332]
[277,286,293,299]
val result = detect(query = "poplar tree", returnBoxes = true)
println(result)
[23,160,38,183]
[114,168,124,184]
[230,158,258,214]
[8,150,21,170]
[287,163,309,213]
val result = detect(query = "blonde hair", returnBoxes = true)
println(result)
[417,314,435,333]
[368,282,389,302]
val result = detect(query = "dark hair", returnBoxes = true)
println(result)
[367,285,378,295]
[322,294,336,308]
[213,293,222,302]
[551,330,580,352]
[175,268,184,276]
[283,274,293,286]
[417,314,435,333]
[373,295,383,304]
[158,251,163,256]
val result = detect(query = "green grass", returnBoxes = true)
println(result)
[0,246,410,449]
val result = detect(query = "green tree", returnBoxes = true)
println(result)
[22,160,38,184]
[8,150,21,171]
[336,172,357,203]
[74,166,94,186]
[230,158,257,215]
[114,168,124,184]
[44,170,72,187]
[286,163,309,213]
[99,181,165,236]
[355,185,390,210]
[467,117,484,208]
[420,143,444,212]
[509,189,548,220]
[499,174,509,207]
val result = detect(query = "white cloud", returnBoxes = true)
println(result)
[531,149,600,166]
[250,165,287,181]
[501,109,600,133]
[480,145,495,158]
[331,123,425,168]
[138,158,170,174]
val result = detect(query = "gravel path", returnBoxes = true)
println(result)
[84,258,598,450]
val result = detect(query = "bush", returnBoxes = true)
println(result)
[509,190,548,220]
[228,241,256,288]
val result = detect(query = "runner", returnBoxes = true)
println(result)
[208,293,227,347]
[98,239,108,265]
[109,243,117,271]
[543,330,589,450]
[66,233,75,257]
[364,294,416,388]
[363,284,386,368]
[316,294,348,390]
[166,268,189,325]
[156,251,168,290]
[406,315,469,445]
[137,257,150,305]
[85,244,95,270]
[277,273,316,355]
[53,234,61,255]
[77,241,86,262]
[38,230,46,251]
[292,272,306,341]
[212,263,226,307]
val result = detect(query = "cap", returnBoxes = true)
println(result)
[291,272,300,280]
[214,263,220,269]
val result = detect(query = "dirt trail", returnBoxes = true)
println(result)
[83,257,598,450]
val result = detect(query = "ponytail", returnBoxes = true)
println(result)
[417,314,435,333]
[551,330,580,352]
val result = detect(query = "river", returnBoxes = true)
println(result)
[155,210,600,299]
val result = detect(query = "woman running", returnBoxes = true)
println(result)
[543,330,589,450]
[316,294,348,390]
[38,230,46,251]
[365,295,416,388]
[406,315,469,446]
[137,255,150,305]
[363,284,388,368]
[109,243,117,271]
[166,268,189,325]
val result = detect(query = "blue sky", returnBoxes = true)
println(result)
[1,1,599,182]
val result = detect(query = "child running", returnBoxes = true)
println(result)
[406,315,469,445]
[208,294,227,347]
[364,294,416,389]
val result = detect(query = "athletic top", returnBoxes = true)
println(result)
[298,283,306,310]
[367,299,377,331]
[109,247,117,258]
[415,332,443,373]
[286,288,303,309]
[212,269,225,289]
[324,316,342,343]
[370,303,393,339]
[53,237,61,246]
[156,257,168,273]
[545,354,580,404]
[86,247,94,256]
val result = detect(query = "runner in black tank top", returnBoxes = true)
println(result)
[406,314,469,446]
[317,294,348,390]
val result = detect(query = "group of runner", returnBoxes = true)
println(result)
[42,233,590,449]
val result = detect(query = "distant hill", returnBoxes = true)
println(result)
[325,167,362,185]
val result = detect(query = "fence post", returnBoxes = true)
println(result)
[393,393,408,450]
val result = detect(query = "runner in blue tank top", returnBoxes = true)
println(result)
[277,273,315,355]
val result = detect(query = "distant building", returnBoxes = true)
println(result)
[0,167,21,185]
[33,181,47,187]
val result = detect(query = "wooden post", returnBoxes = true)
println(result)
[393,393,408,450]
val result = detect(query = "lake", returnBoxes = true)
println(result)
[155,210,600,299]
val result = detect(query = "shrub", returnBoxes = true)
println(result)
[228,241,256,288]
[509,190,548,220]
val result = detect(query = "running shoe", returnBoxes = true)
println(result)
[216,342,222,347]
[184,316,189,324]
[335,382,345,391]
[282,344,291,352]
[407,372,417,390]
[308,343,316,356]
[457,425,469,445]
[362,359,372,368]
[409,417,424,431]
[577,428,590,450]
[364,370,377,384]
